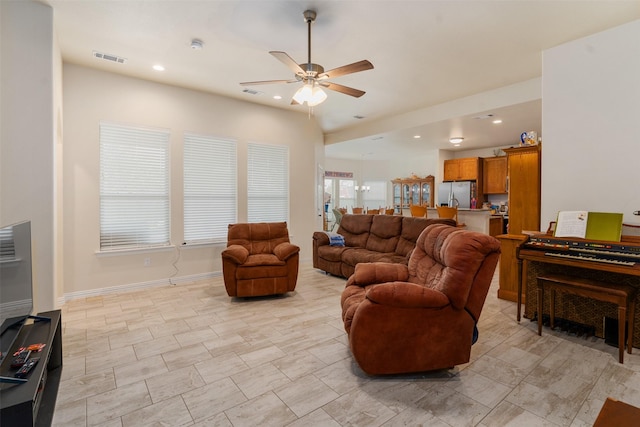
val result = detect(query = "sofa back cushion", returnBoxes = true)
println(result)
[395,217,431,256]
[365,215,403,253]
[227,222,290,255]
[408,224,501,310]
[337,214,373,248]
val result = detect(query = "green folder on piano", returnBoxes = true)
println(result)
[554,211,624,241]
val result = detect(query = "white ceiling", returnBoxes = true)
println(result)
[42,0,640,159]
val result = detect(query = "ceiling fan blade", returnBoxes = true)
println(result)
[319,82,366,98]
[270,51,306,76]
[240,79,297,86]
[318,60,373,80]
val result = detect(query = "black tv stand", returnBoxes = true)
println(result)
[0,310,62,426]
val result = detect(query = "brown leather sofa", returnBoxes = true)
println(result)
[312,214,455,278]
[222,222,300,297]
[341,224,500,375]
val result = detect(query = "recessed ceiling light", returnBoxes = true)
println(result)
[273,95,282,100]
[492,119,503,124]
[152,64,165,71]
[413,135,421,139]
[449,137,464,144]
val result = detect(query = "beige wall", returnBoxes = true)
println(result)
[541,19,640,226]
[1,0,57,313]
[62,64,323,297]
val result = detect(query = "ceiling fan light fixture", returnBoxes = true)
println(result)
[293,83,327,106]
[239,9,373,106]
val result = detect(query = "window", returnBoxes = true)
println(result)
[338,179,356,211]
[247,143,289,223]
[99,123,170,250]
[362,181,387,210]
[183,133,237,243]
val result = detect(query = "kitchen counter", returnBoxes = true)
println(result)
[426,208,492,234]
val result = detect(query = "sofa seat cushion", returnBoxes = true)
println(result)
[342,249,397,267]
[242,253,286,267]
[374,254,410,264]
[317,245,355,262]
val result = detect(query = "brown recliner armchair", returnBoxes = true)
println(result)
[221,222,300,297]
[341,224,500,375]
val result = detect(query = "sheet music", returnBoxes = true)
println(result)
[554,211,588,238]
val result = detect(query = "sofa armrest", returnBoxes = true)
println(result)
[274,242,300,261]
[346,262,410,288]
[312,231,330,246]
[221,244,249,264]
[366,282,450,309]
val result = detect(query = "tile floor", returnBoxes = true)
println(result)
[52,263,640,426]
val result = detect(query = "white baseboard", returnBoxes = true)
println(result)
[60,271,222,304]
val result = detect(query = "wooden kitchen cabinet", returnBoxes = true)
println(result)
[489,216,504,236]
[443,157,481,181]
[496,144,541,303]
[496,234,528,302]
[483,156,507,194]
[504,145,541,235]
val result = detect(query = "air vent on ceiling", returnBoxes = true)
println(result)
[472,113,494,120]
[93,51,127,64]
[242,88,263,96]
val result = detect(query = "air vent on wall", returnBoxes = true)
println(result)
[93,51,127,64]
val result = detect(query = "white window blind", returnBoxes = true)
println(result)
[99,123,170,250]
[183,133,237,243]
[247,143,289,223]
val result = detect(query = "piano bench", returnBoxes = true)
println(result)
[536,273,636,364]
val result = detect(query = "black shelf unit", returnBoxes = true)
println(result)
[0,310,62,427]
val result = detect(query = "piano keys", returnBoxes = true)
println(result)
[525,234,640,265]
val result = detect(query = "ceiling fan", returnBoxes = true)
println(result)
[240,9,374,107]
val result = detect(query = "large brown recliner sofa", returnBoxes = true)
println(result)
[312,214,455,279]
[341,224,501,375]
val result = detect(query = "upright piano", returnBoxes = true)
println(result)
[517,230,640,345]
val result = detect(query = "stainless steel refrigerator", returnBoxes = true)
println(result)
[437,181,476,209]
